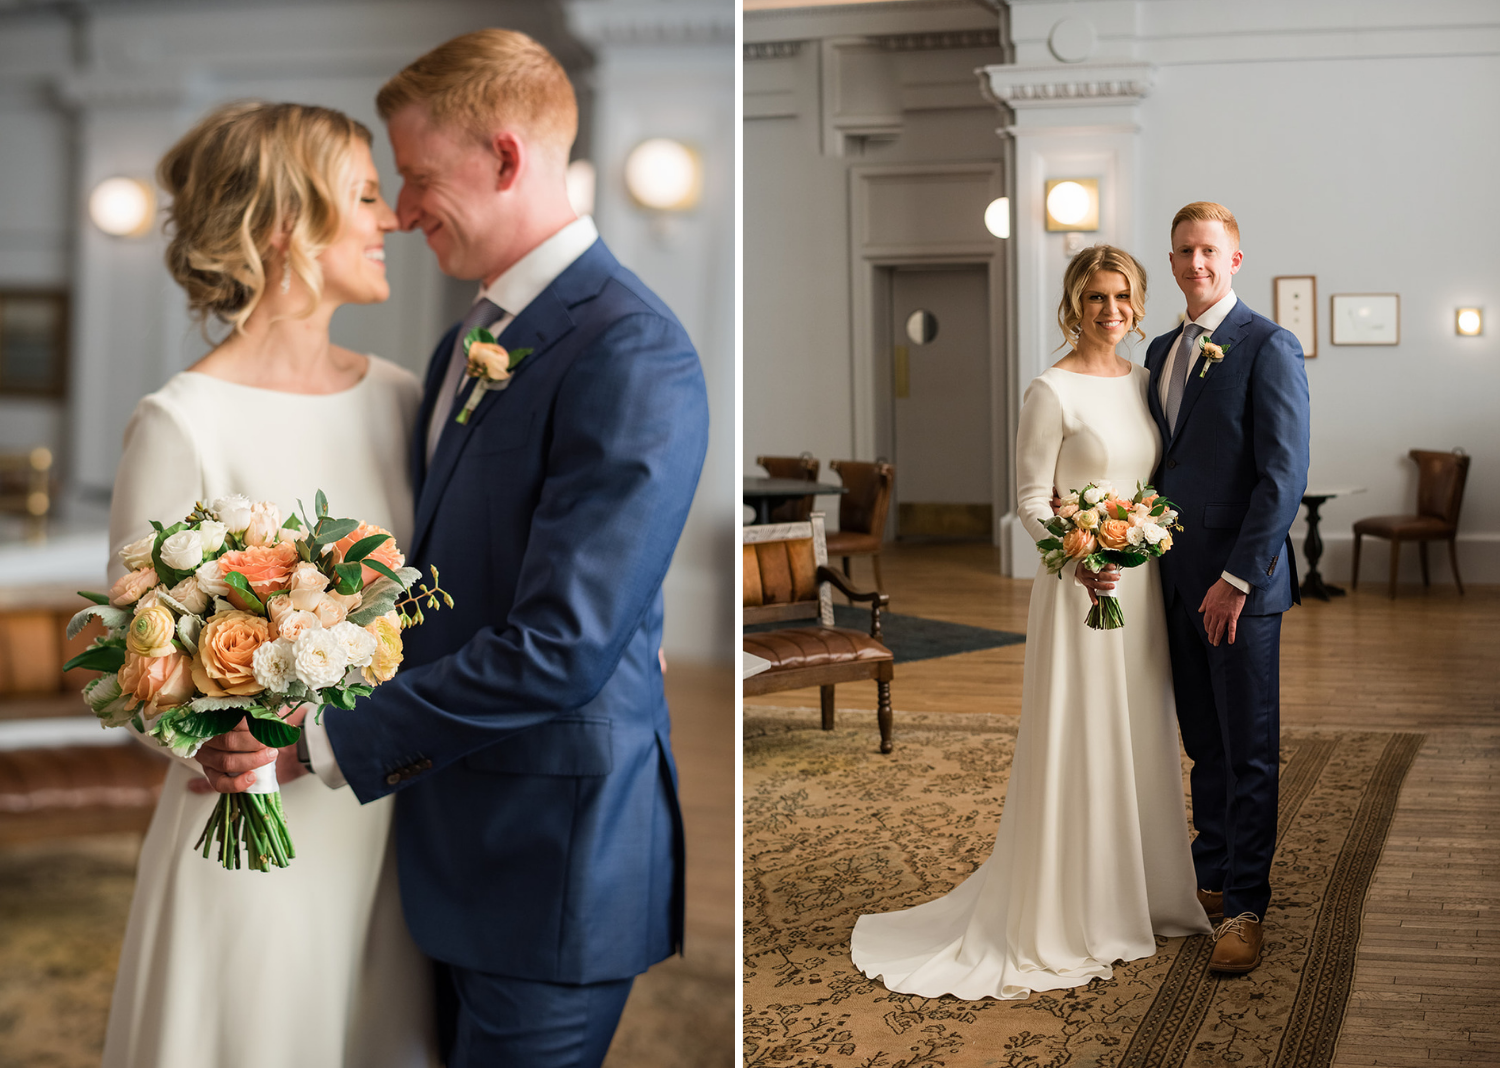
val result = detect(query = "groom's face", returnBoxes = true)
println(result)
[1169,219,1242,313]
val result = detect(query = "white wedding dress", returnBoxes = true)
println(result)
[850,362,1211,1000]
[101,359,439,1067]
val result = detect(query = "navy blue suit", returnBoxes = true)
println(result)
[1145,297,1309,921]
[324,238,709,1062]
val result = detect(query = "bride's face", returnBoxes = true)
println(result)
[1078,270,1133,348]
[317,140,397,307]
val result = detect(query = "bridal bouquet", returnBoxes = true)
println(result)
[1036,480,1182,630]
[64,491,450,871]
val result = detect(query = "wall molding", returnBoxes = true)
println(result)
[568,1,734,47]
[745,40,803,61]
[978,61,1154,110]
[876,28,1000,52]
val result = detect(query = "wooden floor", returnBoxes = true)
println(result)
[754,542,1500,1067]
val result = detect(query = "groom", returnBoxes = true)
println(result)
[197,29,709,1066]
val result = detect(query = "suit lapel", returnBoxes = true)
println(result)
[409,287,578,559]
[411,323,461,498]
[1167,300,1252,446]
[1144,333,1172,445]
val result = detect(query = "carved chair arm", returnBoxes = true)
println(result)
[815,565,890,640]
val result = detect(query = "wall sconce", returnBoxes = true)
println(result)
[624,138,701,212]
[1455,307,1483,336]
[566,159,596,217]
[984,197,1010,239]
[1044,178,1099,232]
[88,176,155,237]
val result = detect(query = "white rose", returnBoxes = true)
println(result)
[213,494,254,534]
[1082,486,1104,506]
[293,628,348,690]
[167,575,209,615]
[119,532,157,571]
[195,557,231,597]
[159,529,204,571]
[196,520,226,554]
[328,620,378,668]
[1094,481,1114,496]
[1143,522,1167,545]
[252,638,299,694]
[1126,524,1146,546]
[277,610,322,644]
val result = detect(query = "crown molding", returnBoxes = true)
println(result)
[744,40,804,61]
[567,1,734,48]
[875,27,1000,52]
[977,60,1154,110]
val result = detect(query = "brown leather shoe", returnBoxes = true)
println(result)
[1210,912,1263,974]
[1197,889,1224,922]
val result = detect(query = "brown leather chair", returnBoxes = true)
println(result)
[825,460,894,592]
[755,453,819,523]
[1352,448,1470,598]
[742,513,896,753]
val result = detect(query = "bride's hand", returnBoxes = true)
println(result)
[189,703,313,794]
[1074,561,1120,606]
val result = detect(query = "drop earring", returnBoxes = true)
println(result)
[280,262,291,294]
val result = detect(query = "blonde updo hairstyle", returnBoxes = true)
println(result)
[158,101,373,334]
[1055,245,1149,350]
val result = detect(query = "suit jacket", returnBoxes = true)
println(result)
[1146,298,1309,616]
[324,238,710,984]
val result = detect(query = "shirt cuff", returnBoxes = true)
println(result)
[302,716,348,789]
[1220,570,1250,594]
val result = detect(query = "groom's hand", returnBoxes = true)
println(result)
[1199,579,1247,646]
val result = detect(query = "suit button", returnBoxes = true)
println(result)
[417,759,433,771]
[1167,459,1178,469]
[385,773,401,786]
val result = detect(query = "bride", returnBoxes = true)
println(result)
[102,102,436,1065]
[850,245,1212,1000]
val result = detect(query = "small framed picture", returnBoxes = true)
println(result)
[1330,293,1399,346]
[1273,276,1316,357]
[0,290,69,397]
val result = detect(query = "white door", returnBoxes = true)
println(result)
[890,266,993,539]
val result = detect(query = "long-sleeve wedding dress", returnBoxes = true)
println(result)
[850,362,1211,1000]
[101,358,439,1067]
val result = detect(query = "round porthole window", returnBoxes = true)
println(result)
[905,309,938,345]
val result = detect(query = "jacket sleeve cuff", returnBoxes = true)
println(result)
[302,717,349,789]
[1221,570,1251,594]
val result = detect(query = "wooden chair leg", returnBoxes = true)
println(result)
[820,685,835,730]
[871,552,884,593]
[1448,537,1465,595]
[1388,538,1400,599]
[1418,541,1431,587]
[1351,533,1362,590]
[876,680,893,754]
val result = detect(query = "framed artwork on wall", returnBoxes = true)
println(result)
[1330,293,1399,346]
[0,291,69,397]
[1273,275,1316,357]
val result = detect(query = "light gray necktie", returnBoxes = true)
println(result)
[1165,323,1204,434]
[426,297,504,461]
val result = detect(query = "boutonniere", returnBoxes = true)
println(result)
[455,327,533,424]
[1197,334,1230,378]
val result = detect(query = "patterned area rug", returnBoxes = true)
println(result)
[745,607,1024,665]
[743,708,1424,1068]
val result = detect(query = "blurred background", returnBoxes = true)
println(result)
[0,1,733,1065]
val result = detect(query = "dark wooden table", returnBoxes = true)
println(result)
[1300,487,1365,600]
[742,477,847,526]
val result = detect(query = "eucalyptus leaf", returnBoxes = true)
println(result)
[315,490,328,518]
[67,603,130,640]
[311,517,359,547]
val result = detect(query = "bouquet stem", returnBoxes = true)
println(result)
[193,760,296,872]
[1085,591,1126,631]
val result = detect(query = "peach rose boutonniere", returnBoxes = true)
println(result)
[455,326,533,424]
[1197,334,1230,378]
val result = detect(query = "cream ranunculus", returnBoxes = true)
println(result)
[119,532,157,571]
[213,494,254,534]
[127,604,178,658]
[1074,508,1099,531]
[362,616,404,685]
[167,575,209,615]
[159,529,204,571]
[195,557,231,597]
[244,502,283,548]
[196,520,227,554]
[293,628,348,690]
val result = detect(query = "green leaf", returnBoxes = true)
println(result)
[310,517,359,550]
[221,570,264,614]
[463,325,498,351]
[282,513,302,532]
[1036,538,1063,552]
[188,695,260,713]
[346,684,374,698]
[341,533,391,563]
[363,559,402,585]
[333,560,364,596]
[322,688,358,710]
[507,347,534,370]
[63,644,127,674]
[315,490,329,518]
[77,590,111,606]
[175,709,247,738]
[346,577,402,627]
[247,716,300,748]
[67,603,131,640]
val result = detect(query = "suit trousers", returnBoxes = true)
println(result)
[1165,591,1282,921]
[435,962,634,1068]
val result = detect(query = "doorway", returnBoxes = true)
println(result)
[889,265,993,540]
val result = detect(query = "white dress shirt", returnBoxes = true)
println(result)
[1160,289,1250,596]
[305,214,599,789]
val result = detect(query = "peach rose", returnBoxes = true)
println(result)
[362,616,404,684]
[1057,501,1080,519]
[289,588,359,628]
[127,604,177,658]
[191,609,270,697]
[465,341,512,382]
[1097,518,1132,550]
[1061,528,1097,560]
[287,561,330,594]
[244,501,283,548]
[110,566,160,606]
[275,609,321,644]
[1140,493,1158,508]
[218,541,300,604]
[1104,498,1133,521]
[330,524,405,587]
[118,649,195,713]
[266,595,295,639]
